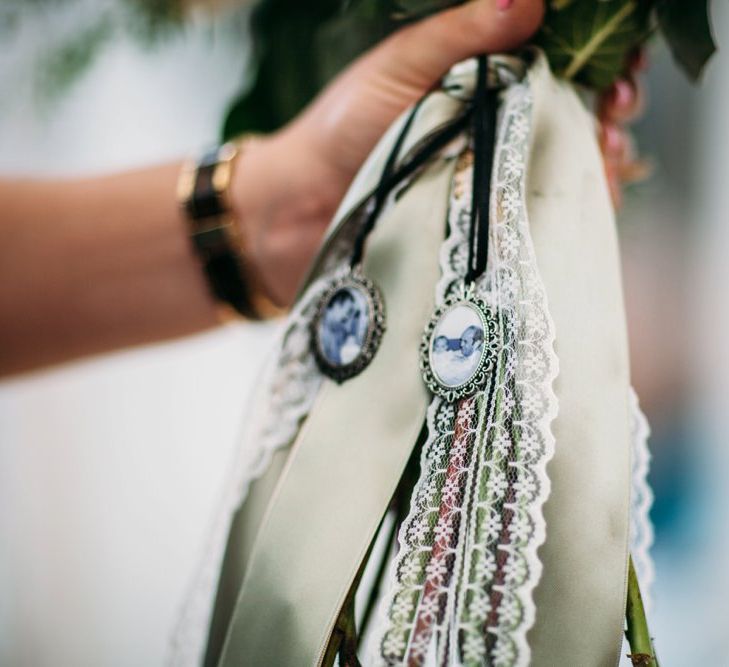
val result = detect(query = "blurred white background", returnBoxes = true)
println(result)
[0,2,728,665]
[0,4,276,665]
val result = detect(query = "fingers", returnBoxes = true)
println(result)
[599,121,651,208]
[376,0,545,92]
[600,123,629,208]
[599,78,644,124]
[297,0,544,176]
[599,48,647,122]
[597,48,649,208]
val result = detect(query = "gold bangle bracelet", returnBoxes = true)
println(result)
[177,136,283,321]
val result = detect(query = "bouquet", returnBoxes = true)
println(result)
[166,3,719,667]
[223,0,716,136]
[17,2,716,665]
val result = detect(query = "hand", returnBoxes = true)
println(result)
[232,0,545,308]
[597,49,650,209]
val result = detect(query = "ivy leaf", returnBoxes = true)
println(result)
[656,0,716,81]
[535,0,652,91]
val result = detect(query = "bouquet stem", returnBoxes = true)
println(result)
[625,555,659,667]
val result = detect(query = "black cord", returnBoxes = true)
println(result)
[349,99,421,267]
[349,101,473,268]
[349,56,495,273]
[465,54,498,285]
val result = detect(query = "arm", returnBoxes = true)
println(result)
[13,1,630,376]
[0,165,219,375]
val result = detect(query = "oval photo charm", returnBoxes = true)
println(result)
[311,269,386,384]
[420,287,498,401]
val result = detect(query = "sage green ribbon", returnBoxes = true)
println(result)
[213,53,632,667]
[202,85,469,667]
[217,154,458,666]
[526,55,631,666]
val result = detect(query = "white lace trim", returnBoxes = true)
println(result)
[628,386,655,611]
[369,77,559,667]
[167,271,337,666]
[167,100,480,665]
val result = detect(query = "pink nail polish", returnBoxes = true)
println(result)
[497,0,514,10]
[630,48,649,72]
[614,80,635,111]
[604,125,625,154]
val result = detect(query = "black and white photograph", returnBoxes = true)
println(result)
[429,302,486,388]
[316,285,371,368]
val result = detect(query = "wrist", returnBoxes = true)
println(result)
[230,129,310,307]
[230,126,343,307]
[178,139,282,320]
[229,134,275,262]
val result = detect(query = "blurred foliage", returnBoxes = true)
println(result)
[223,0,715,137]
[8,0,716,135]
[222,0,342,137]
[222,0,402,138]
[1,0,186,102]
[0,0,185,36]
[37,15,115,100]
[392,0,715,89]
[655,0,716,81]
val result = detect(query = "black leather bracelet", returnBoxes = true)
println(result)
[178,140,280,320]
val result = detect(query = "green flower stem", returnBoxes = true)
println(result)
[320,624,343,667]
[625,555,660,667]
[358,502,409,641]
[321,575,363,667]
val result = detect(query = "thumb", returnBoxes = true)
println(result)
[375,0,545,91]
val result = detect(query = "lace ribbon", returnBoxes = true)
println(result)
[170,60,654,666]
[369,76,560,667]
[628,387,655,611]
[167,104,468,667]
[167,271,335,666]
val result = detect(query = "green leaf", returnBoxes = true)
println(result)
[656,0,716,81]
[535,0,652,90]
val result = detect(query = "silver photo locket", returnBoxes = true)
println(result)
[420,283,498,401]
[310,267,386,384]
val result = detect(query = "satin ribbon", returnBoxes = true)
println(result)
[211,53,632,667]
[218,152,458,667]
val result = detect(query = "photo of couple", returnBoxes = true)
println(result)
[317,285,370,368]
[430,303,486,388]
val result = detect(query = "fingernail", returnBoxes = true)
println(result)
[613,80,635,111]
[603,124,625,155]
[497,0,514,10]
[630,48,649,72]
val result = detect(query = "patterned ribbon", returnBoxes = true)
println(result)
[370,73,560,667]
